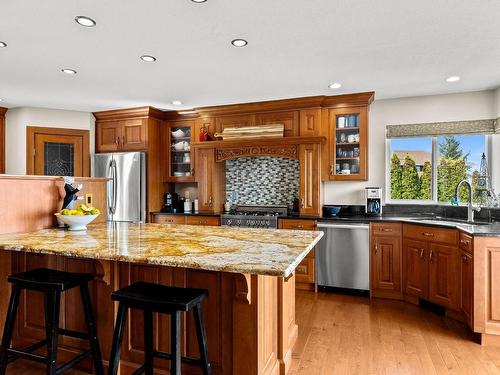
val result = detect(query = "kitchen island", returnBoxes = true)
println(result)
[0,222,323,375]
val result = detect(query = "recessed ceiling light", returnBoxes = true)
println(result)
[0,41,6,48]
[446,76,460,83]
[140,55,157,62]
[61,68,77,75]
[0,99,3,102]
[75,16,96,27]
[191,0,207,2]
[231,39,248,47]
[172,100,183,106]
[328,82,342,89]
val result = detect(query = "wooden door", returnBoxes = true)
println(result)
[255,110,299,137]
[372,235,401,292]
[196,148,215,212]
[460,250,473,326]
[96,121,122,152]
[299,108,321,136]
[428,243,459,310]
[403,239,428,298]
[299,143,320,216]
[215,114,255,133]
[27,126,89,176]
[121,119,147,150]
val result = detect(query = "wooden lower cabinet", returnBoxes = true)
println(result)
[403,238,428,298]
[460,250,473,326]
[185,215,221,226]
[371,231,401,296]
[151,214,220,226]
[428,243,459,309]
[151,214,186,224]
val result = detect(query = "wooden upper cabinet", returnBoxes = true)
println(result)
[215,114,255,134]
[403,238,428,298]
[326,106,368,181]
[0,107,5,173]
[428,243,459,310]
[121,119,147,150]
[96,119,148,152]
[164,120,195,182]
[299,143,320,216]
[371,223,402,295]
[255,110,299,137]
[299,109,321,136]
[195,148,224,213]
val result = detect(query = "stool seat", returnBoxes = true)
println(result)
[8,268,94,291]
[111,281,208,312]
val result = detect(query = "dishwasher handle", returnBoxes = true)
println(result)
[317,223,369,230]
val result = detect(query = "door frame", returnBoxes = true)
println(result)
[26,126,90,176]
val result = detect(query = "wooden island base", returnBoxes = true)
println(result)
[0,252,297,375]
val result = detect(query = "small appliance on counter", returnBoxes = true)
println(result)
[162,192,174,213]
[365,187,382,216]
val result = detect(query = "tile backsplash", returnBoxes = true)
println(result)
[226,156,299,207]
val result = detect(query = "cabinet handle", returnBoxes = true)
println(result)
[422,232,434,237]
[381,228,393,232]
[208,196,213,207]
[330,163,334,175]
[420,249,425,258]
[294,225,304,229]
[116,137,119,145]
[460,239,469,246]
[122,135,125,145]
[375,241,378,255]
[429,250,434,262]
[300,198,305,208]
[462,255,468,262]
[191,168,195,175]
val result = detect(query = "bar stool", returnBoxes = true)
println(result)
[0,268,104,375]
[108,281,211,375]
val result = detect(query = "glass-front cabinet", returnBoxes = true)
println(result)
[328,106,368,181]
[165,120,195,182]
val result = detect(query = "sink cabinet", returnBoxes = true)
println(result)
[403,238,429,298]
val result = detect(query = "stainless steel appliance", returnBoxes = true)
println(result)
[221,205,288,229]
[92,152,146,222]
[316,222,370,291]
[365,187,382,216]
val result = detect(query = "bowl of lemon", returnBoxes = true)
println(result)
[55,204,101,231]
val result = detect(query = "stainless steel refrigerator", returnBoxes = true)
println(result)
[91,152,146,222]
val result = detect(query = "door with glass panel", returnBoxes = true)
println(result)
[27,126,90,176]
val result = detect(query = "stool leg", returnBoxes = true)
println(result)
[143,309,153,375]
[107,303,127,375]
[170,311,181,375]
[45,290,61,375]
[0,285,21,375]
[193,304,212,375]
[80,283,104,375]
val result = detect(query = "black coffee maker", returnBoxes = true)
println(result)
[162,192,174,213]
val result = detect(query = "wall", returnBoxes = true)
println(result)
[324,90,498,204]
[5,107,95,175]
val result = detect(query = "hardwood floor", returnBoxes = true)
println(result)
[7,290,500,374]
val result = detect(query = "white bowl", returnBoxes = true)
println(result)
[55,213,99,231]
[173,141,187,151]
[171,129,186,139]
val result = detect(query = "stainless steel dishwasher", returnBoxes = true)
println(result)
[316,222,370,291]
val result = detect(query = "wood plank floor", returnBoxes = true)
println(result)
[7,290,500,374]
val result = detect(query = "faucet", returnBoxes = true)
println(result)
[455,180,480,222]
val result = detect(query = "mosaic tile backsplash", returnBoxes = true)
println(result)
[225,156,299,207]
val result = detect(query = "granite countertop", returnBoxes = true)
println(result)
[0,223,323,277]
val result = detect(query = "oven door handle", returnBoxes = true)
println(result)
[317,223,369,230]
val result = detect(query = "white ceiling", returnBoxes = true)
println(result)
[1,0,500,112]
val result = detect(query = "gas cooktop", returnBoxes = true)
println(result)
[221,205,288,228]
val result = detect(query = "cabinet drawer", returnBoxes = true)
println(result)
[459,232,473,254]
[372,222,402,236]
[153,215,186,224]
[403,224,458,245]
[279,219,316,231]
[295,258,315,284]
[185,216,221,226]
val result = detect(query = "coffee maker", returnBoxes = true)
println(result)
[365,187,382,216]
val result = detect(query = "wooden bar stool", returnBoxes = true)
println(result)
[108,281,211,375]
[0,268,104,375]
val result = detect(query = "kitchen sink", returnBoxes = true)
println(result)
[418,218,491,226]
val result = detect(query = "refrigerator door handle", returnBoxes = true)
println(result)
[107,160,114,215]
[112,159,118,214]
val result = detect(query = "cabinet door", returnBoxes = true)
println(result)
[403,239,428,298]
[372,235,401,292]
[215,114,255,133]
[152,214,186,224]
[96,121,121,152]
[255,111,299,137]
[165,120,195,182]
[196,148,215,212]
[121,119,147,150]
[185,215,221,226]
[299,144,320,216]
[460,250,473,326]
[299,109,321,136]
[428,243,459,310]
[328,106,368,181]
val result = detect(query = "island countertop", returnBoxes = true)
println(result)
[0,222,324,277]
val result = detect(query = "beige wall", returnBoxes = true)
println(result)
[323,90,498,205]
[5,107,95,175]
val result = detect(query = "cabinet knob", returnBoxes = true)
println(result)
[375,241,378,255]
[462,255,468,262]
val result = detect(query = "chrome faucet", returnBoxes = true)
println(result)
[455,179,480,222]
